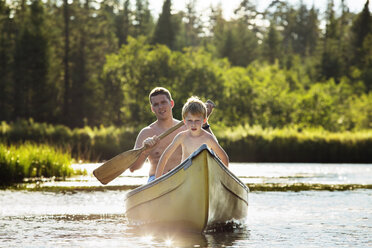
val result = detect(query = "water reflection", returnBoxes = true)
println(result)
[126,222,251,248]
[1,213,251,247]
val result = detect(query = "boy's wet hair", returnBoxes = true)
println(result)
[149,87,172,104]
[182,96,207,119]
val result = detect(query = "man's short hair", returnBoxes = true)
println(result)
[182,96,207,119]
[149,87,172,104]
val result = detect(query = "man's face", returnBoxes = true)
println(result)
[150,94,174,120]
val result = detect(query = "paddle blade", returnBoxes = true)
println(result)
[93,148,143,185]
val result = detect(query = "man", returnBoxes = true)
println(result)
[129,87,215,183]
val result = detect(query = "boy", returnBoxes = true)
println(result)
[155,96,228,178]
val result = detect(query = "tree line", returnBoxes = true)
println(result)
[0,0,371,131]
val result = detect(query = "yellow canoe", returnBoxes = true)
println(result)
[124,144,249,233]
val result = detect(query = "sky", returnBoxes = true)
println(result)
[148,0,372,19]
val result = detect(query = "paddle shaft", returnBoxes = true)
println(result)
[93,121,184,184]
[157,121,184,139]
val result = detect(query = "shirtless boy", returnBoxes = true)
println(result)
[129,88,215,183]
[155,96,228,178]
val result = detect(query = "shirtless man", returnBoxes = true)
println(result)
[129,87,215,183]
[155,96,228,178]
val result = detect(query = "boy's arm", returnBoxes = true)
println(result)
[155,134,182,178]
[208,137,229,167]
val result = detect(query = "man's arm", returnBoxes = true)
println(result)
[203,100,217,141]
[129,129,158,172]
[155,134,182,178]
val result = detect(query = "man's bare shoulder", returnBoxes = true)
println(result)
[138,122,157,136]
[135,123,157,147]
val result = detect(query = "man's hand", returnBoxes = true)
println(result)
[143,135,159,151]
[205,99,216,118]
[130,136,159,172]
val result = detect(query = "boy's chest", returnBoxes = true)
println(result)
[182,136,207,157]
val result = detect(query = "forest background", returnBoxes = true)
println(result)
[0,0,371,163]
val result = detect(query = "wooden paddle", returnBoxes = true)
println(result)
[93,121,184,185]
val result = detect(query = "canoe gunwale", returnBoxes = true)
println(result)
[124,150,193,200]
[124,144,249,200]
[211,151,250,194]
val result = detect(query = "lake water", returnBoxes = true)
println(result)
[1,162,371,247]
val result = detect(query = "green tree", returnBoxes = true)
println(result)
[221,29,234,60]
[361,34,372,91]
[351,0,372,67]
[13,0,50,122]
[115,0,132,47]
[306,6,319,56]
[183,0,202,47]
[152,0,175,49]
[350,0,372,91]
[234,0,260,34]
[173,0,203,50]
[68,0,118,127]
[68,0,90,127]
[103,36,227,125]
[338,0,351,68]
[264,1,292,67]
[62,0,71,124]
[208,4,226,57]
[218,20,258,67]
[209,4,259,67]
[134,0,154,37]
[231,20,259,67]
[0,0,14,121]
[262,21,281,64]
[320,0,342,81]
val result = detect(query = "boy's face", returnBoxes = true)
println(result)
[184,113,206,132]
[150,94,174,120]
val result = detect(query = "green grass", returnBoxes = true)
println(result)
[214,124,372,163]
[0,120,137,162]
[1,120,372,163]
[0,142,74,185]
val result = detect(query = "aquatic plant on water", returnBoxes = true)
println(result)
[0,143,73,185]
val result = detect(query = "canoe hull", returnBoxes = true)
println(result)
[124,144,249,232]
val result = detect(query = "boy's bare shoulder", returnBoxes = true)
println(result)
[203,131,218,143]
[203,130,214,138]
[176,130,189,138]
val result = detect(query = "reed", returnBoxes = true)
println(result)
[0,120,138,162]
[1,120,372,163]
[214,124,372,163]
[0,142,73,184]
